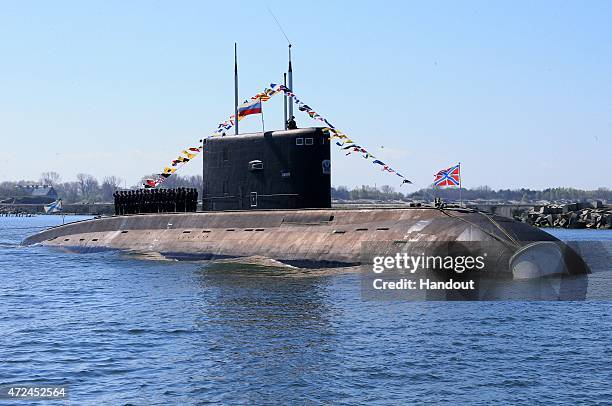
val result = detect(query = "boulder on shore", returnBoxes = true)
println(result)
[517,202,611,230]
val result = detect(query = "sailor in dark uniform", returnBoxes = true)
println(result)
[168,189,173,212]
[123,191,129,214]
[128,191,135,214]
[147,189,153,213]
[192,188,199,212]
[186,188,192,212]
[169,189,176,212]
[142,189,148,213]
[165,189,172,212]
[120,191,126,215]
[153,189,159,213]
[189,188,194,212]
[135,190,142,214]
[131,190,137,214]
[113,191,119,215]
[176,188,182,212]
[287,116,297,129]
[161,189,168,213]
[120,191,126,214]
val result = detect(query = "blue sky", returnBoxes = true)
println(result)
[0,0,610,190]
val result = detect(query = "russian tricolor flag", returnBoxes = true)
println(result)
[237,99,262,118]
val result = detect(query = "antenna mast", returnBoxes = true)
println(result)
[234,42,239,135]
[287,45,293,122]
[267,7,293,129]
[283,72,288,129]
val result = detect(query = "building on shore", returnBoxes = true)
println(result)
[0,185,58,205]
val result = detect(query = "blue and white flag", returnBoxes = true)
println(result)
[44,199,63,213]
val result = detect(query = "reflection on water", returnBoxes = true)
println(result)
[191,263,338,398]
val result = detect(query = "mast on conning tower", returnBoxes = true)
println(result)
[283,72,288,130]
[287,45,293,122]
[234,43,239,135]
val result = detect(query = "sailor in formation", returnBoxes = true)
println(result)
[113,188,198,215]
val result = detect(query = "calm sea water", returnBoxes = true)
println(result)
[1,215,611,405]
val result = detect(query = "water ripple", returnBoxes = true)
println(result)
[0,217,610,404]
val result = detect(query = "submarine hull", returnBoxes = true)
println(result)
[23,207,589,277]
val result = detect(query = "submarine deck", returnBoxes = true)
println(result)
[22,207,562,268]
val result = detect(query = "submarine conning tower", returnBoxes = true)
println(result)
[201,127,331,211]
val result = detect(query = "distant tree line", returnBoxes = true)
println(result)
[332,185,408,201]
[1,172,609,204]
[0,172,203,204]
[332,185,611,203]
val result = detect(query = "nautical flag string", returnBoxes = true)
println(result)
[279,85,411,184]
[144,82,411,188]
[143,84,285,188]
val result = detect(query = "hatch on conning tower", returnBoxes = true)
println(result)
[201,127,331,211]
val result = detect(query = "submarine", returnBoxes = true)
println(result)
[23,127,590,282]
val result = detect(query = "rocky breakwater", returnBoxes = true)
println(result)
[0,207,35,217]
[518,201,611,229]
